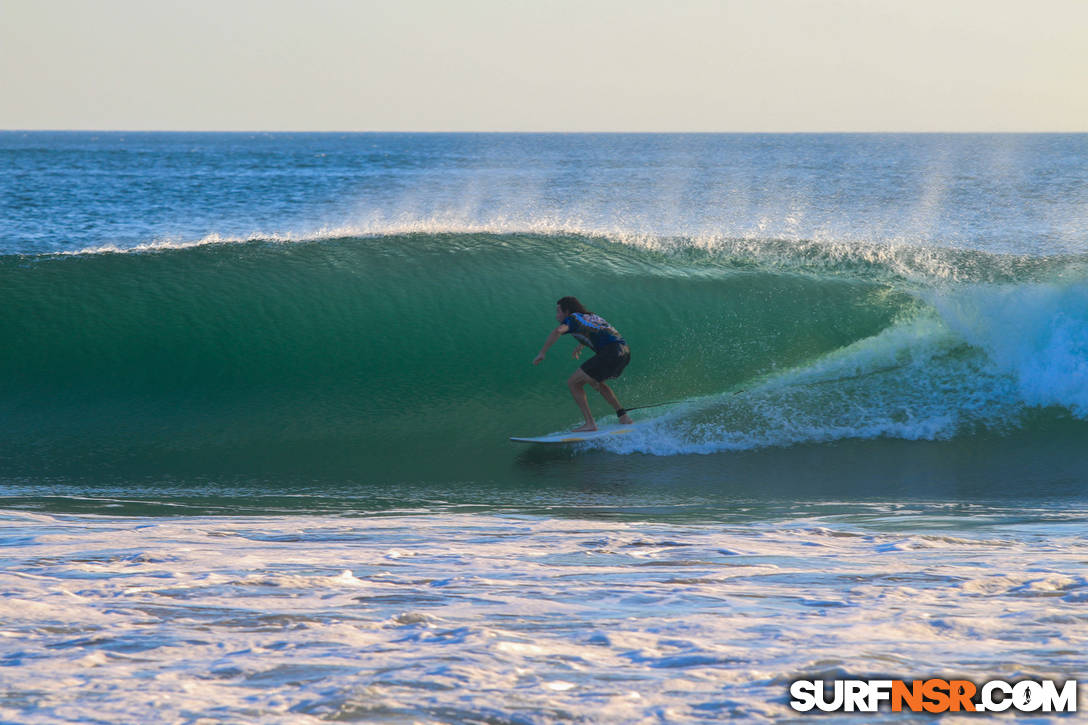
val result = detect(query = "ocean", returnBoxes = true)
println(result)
[1,131,1086,722]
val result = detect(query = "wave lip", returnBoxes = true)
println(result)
[46,221,1084,286]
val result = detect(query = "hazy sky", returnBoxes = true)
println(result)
[2,0,1086,132]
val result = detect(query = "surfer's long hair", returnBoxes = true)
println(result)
[557,296,590,315]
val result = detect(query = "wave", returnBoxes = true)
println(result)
[2,231,1086,475]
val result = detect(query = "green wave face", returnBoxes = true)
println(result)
[2,232,1086,479]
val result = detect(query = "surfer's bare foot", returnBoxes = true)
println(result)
[572,423,597,432]
[619,414,634,424]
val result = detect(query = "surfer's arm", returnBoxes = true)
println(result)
[572,343,584,359]
[533,324,569,364]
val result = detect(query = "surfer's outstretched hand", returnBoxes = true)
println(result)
[533,353,545,365]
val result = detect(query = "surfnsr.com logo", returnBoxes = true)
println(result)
[789,679,1077,713]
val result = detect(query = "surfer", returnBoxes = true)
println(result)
[533,296,634,432]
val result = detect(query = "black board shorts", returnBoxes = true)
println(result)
[580,343,630,382]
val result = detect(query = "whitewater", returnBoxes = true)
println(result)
[2,132,1087,722]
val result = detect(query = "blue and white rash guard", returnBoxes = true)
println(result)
[561,313,626,353]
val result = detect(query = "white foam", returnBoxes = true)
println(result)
[599,310,1009,455]
[1,509,1084,722]
[599,270,1088,456]
[928,280,1088,417]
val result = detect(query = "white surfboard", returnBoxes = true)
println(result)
[509,422,639,445]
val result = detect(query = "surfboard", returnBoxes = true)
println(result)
[509,422,639,445]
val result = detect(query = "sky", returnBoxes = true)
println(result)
[1,0,1086,132]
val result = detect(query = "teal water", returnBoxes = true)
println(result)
[3,231,1087,490]
[2,133,1087,722]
